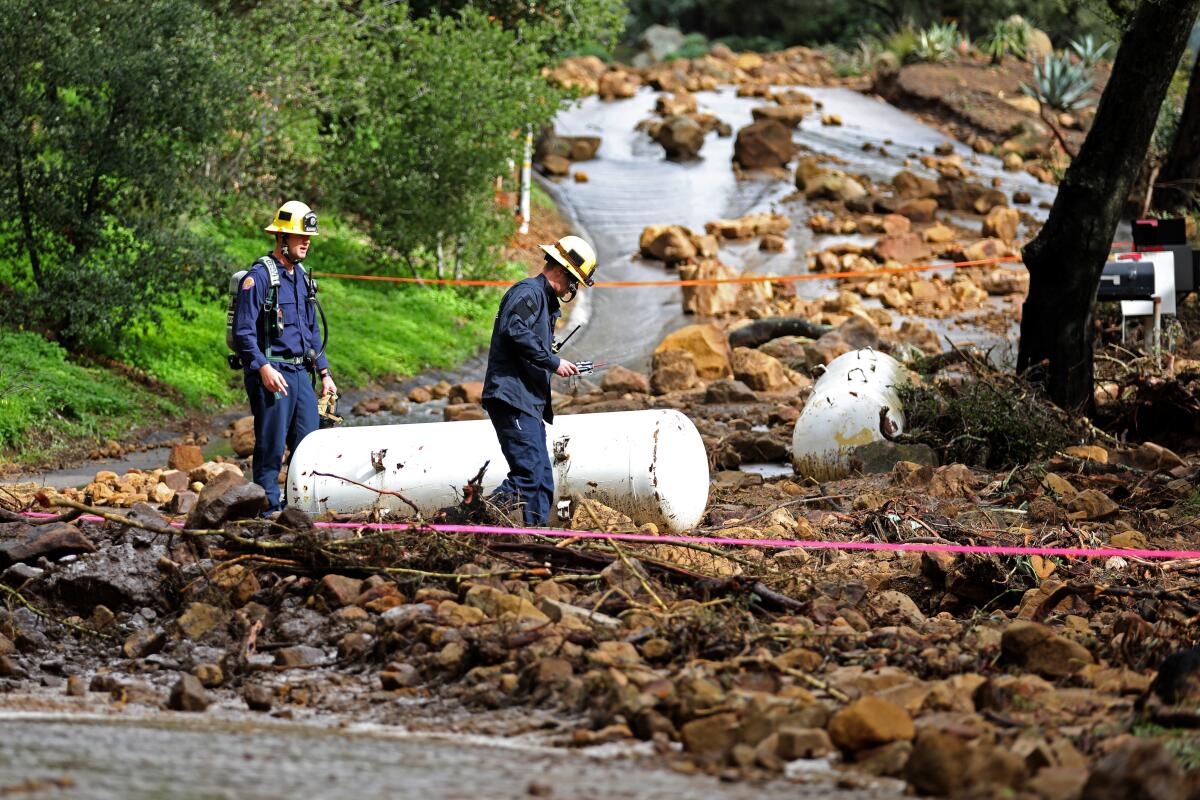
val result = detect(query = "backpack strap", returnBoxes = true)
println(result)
[256,255,282,354]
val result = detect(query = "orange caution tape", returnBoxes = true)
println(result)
[312,254,1024,289]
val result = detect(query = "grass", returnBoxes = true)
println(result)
[0,189,557,465]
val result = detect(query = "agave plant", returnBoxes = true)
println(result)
[983,18,1029,64]
[1021,52,1094,111]
[1069,34,1112,67]
[912,21,962,63]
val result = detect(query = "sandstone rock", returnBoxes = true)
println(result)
[868,590,926,626]
[1068,489,1119,520]
[175,602,227,641]
[444,403,486,422]
[963,238,1014,262]
[168,444,204,473]
[167,490,198,516]
[601,364,649,394]
[776,727,834,760]
[929,464,975,498]
[731,347,793,393]
[760,233,787,252]
[408,386,433,403]
[448,382,483,405]
[650,348,700,394]
[1001,621,1094,678]
[598,70,638,100]
[159,470,190,493]
[979,267,1029,294]
[892,170,940,199]
[562,135,601,161]
[123,628,165,659]
[677,260,742,315]
[923,223,957,243]
[681,712,740,758]
[1003,152,1024,171]
[653,114,706,161]
[733,119,797,170]
[192,663,224,688]
[275,645,327,668]
[319,574,364,607]
[243,683,274,711]
[895,198,938,223]
[540,154,570,176]
[850,443,937,475]
[982,206,1021,242]
[828,697,914,753]
[639,225,697,263]
[380,663,422,690]
[1127,441,1186,472]
[751,104,808,128]
[231,415,255,457]
[655,324,731,380]
[189,461,244,485]
[168,673,210,712]
[874,232,931,263]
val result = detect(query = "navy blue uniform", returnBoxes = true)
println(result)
[482,274,561,526]
[232,255,328,512]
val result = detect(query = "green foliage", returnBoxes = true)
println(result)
[712,35,783,53]
[322,6,564,277]
[1069,33,1112,67]
[0,0,242,349]
[897,371,1076,469]
[912,21,965,63]
[0,331,178,456]
[407,0,627,57]
[1021,52,1095,111]
[983,18,1029,64]
[1131,724,1200,771]
[666,32,709,60]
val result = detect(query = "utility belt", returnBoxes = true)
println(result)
[268,355,308,368]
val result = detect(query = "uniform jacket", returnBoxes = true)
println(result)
[232,254,329,373]
[483,274,561,423]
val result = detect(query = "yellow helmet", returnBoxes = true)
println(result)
[265,200,319,237]
[540,235,597,286]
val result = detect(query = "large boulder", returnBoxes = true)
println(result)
[639,224,698,264]
[638,24,686,62]
[733,119,797,170]
[892,170,940,199]
[654,324,732,380]
[0,523,97,568]
[562,135,601,162]
[982,206,1020,242]
[653,115,705,161]
[185,470,266,529]
[751,104,808,128]
[677,261,741,315]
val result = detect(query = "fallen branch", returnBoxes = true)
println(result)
[309,471,422,517]
[728,316,832,349]
[0,583,114,641]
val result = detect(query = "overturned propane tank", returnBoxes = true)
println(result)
[792,348,910,480]
[287,409,709,532]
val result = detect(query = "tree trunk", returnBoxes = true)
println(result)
[1156,50,1200,211]
[1017,0,1200,412]
[11,138,43,290]
[727,316,832,349]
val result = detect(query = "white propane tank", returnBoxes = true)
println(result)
[792,349,910,480]
[287,409,709,532]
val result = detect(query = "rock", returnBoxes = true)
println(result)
[895,198,938,223]
[704,378,759,404]
[653,114,705,161]
[243,683,274,711]
[185,470,265,529]
[168,673,210,712]
[1001,621,1094,678]
[159,470,190,493]
[650,349,700,394]
[167,490,198,516]
[380,663,422,690]
[407,386,433,403]
[892,170,940,199]
[562,135,601,161]
[274,645,327,668]
[982,206,1021,242]
[2,563,44,587]
[1082,738,1185,800]
[868,590,926,626]
[752,104,809,128]
[318,574,364,607]
[1003,152,1024,171]
[1068,489,1119,520]
[979,267,1030,295]
[827,697,914,753]
[444,403,486,422]
[731,347,793,393]
[850,442,937,475]
[963,237,1014,262]
[1110,530,1148,550]
[929,464,976,498]
[1127,441,1186,472]
[807,173,868,203]
[189,461,244,485]
[597,70,638,100]
[776,727,834,760]
[231,415,255,457]
[821,113,842,126]
[733,119,797,170]
[540,154,570,176]
[601,364,650,394]
[724,431,790,462]
[922,223,957,243]
[873,232,931,263]
[123,628,165,659]
[448,382,483,405]
[905,728,970,795]
[192,663,223,688]
[680,712,740,758]
[0,523,97,568]
[640,224,697,263]
[654,324,732,380]
[538,598,621,629]
[760,233,787,252]
[168,444,204,473]
[638,24,685,61]
[175,602,227,640]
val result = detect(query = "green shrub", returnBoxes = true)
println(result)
[1021,52,1094,112]
[982,18,1029,64]
[912,21,964,63]
[1068,34,1111,67]
[666,32,709,60]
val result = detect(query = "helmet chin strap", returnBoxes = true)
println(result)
[280,233,304,266]
[561,284,578,303]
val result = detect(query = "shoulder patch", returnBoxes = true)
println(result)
[241,275,255,290]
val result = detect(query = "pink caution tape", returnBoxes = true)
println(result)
[23,512,1200,561]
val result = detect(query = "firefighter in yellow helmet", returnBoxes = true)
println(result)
[231,201,337,513]
[481,235,598,525]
